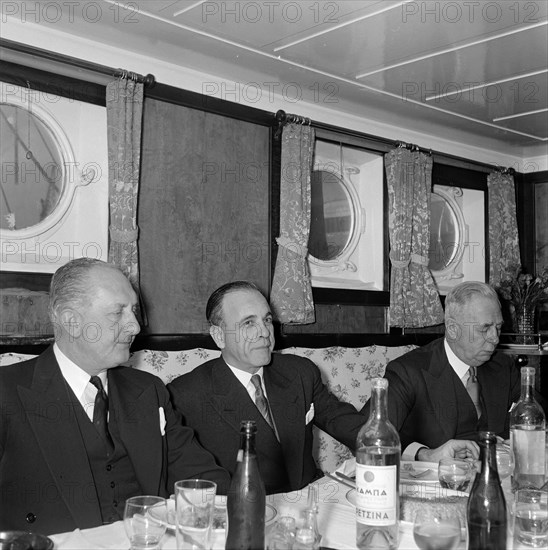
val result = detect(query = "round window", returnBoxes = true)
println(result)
[428,189,463,272]
[308,169,354,261]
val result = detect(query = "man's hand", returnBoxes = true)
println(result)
[417,439,479,463]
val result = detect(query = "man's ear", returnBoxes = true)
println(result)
[445,316,459,342]
[210,325,225,350]
[58,308,84,340]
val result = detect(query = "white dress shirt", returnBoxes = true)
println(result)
[54,343,108,422]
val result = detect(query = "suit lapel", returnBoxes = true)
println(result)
[17,347,102,527]
[108,368,163,494]
[422,341,459,442]
[264,358,304,487]
[210,360,263,435]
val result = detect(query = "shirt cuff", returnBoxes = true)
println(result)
[402,442,428,461]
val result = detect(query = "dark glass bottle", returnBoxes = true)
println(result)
[226,420,266,550]
[467,431,507,550]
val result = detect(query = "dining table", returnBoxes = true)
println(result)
[49,471,531,550]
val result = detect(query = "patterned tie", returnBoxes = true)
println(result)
[465,367,482,419]
[90,376,114,451]
[250,374,276,431]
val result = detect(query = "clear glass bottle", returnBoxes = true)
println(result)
[355,377,400,550]
[226,420,266,550]
[467,431,507,550]
[294,508,321,550]
[510,366,546,491]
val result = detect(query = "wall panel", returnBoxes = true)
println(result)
[139,99,270,333]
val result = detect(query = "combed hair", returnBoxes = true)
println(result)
[206,281,261,326]
[445,281,500,320]
[49,258,119,319]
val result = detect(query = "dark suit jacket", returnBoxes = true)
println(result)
[363,338,523,450]
[0,346,229,535]
[167,353,366,493]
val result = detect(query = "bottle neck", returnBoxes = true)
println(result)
[240,430,257,456]
[520,375,534,401]
[479,437,499,481]
[370,385,388,420]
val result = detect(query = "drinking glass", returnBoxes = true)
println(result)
[175,479,217,550]
[413,507,462,550]
[123,496,167,550]
[438,458,474,492]
[496,445,512,480]
[513,489,548,548]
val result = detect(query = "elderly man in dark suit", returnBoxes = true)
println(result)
[168,281,367,494]
[370,281,546,463]
[0,258,229,536]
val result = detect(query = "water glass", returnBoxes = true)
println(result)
[175,479,217,550]
[413,507,462,550]
[496,445,512,480]
[438,458,474,492]
[123,496,167,550]
[513,489,548,548]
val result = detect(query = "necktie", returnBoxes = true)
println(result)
[250,374,276,431]
[90,376,114,451]
[465,367,482,419]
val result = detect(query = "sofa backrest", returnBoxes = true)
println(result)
[279,345,417,472]
[0,343,416,474]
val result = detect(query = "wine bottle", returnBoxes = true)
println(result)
[355,377,400,550]
[510,366,546,491]
[226,420,266,550]
[467,431,507,550]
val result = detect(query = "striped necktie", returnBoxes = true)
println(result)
[465,366,482,419]
[250,374,276,431]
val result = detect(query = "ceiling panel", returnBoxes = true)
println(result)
[2,0,547,151]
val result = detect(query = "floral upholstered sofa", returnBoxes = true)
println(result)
[0,343,416,473]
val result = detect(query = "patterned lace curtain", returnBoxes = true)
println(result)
[106,75,144,298]
[487,171,521,285]
[385,147,444,328]
[270,124,315,324]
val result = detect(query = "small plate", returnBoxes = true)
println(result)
[400,461,439,484]
[153,497,276,531]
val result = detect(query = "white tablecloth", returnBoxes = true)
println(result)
[50,476,524,550]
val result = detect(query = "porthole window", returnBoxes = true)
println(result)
[309,169,355,262]
[307,139,384,291]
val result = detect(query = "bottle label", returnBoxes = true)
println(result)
[355,464,397,526]
[511,428,546,475]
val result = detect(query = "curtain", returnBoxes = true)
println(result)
[487,171,521,285]
[270,124,315,324]
[106,76,144,296]
[385,147,444,328]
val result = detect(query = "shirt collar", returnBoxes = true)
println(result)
[224,361,265,392]
[54,343,108,399]
[444,338,470,379]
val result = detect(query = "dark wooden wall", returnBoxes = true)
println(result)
[138,99,270,333]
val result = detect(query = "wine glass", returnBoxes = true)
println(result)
[413,507,462,550]
[438,458,474,491]
[123,496,167,550]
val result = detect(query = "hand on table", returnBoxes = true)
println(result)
[417,439,480,463]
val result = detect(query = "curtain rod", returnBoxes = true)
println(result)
[274,109,509,175]
[0,38,155,87]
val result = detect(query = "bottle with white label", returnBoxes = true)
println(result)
[510,366,546,492]
[355,377,400,550]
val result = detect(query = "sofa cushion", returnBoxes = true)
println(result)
[0,352,37,366]
[280,345,417,473]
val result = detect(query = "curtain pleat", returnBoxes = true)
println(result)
[386,148,444,327]
[487,171,521,285]
[270,124,315,324]
[106,77,145,319]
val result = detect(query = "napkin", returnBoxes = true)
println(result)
[334,457,356,478]
[50,523,130,549]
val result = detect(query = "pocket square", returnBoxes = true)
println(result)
[159,407,166,436]
[305,403,315,425]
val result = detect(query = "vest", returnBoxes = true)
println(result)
[69,390,142,524]
[452,373,487,439]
